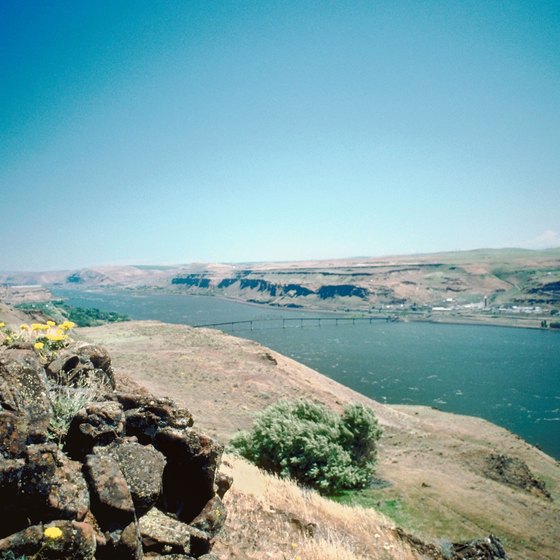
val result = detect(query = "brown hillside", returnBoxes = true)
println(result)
[78,320,560,560]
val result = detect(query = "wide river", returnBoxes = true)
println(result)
[54,289,560,459]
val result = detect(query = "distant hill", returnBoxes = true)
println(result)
[1,248,559,315]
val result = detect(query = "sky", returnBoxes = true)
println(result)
[1,1,559,271]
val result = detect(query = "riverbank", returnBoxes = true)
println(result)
[51,284,559,332]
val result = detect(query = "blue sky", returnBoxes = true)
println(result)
[1,1,559,270]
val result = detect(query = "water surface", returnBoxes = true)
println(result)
[54,289,560,458]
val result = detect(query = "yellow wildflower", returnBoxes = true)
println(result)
[46,320,56,327]
[34,342,44,350]
[0,322,5,328]
[46,333,67,342]
[20,324,29,330]
[60,320,76,330]
[44,526,63,539]
[31,323,43,331]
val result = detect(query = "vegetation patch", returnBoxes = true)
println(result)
[16,300,129,327]
[230,399,382,494]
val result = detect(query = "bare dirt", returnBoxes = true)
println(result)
[76,320,560,560]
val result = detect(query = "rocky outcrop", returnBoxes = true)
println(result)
[0,348,53,443]
[451,535,508,559]
[483,453,551,500]
[395,528,509,559]
[0,343,228,559]
[46,342,116,388]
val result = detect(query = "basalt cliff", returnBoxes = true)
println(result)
[2,249,560,321]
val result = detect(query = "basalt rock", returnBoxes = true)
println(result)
[0,443,89,538]
[0,410,28,458]
[84,453,136,526]
[215,472,233,499]
[0,520,96,560]
[139,507,193,555]
[94,440,166,515]
[65,401,126,460]
[483,453,551,500]
[84,453,142,559]
[138,509,212,559]
[118,393,193,445]
[190,495,227,538]
[46,342,116,390]
[0,343,228,559]
[0,348,52,443]
[155,427,223,523]
[451,534,508,559]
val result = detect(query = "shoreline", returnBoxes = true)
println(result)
[52,285,559,332]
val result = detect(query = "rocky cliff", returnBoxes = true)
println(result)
[2,249,559,315]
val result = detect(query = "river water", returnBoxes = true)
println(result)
[53,289,560,458]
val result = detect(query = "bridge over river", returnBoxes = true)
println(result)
[193,315,398,331]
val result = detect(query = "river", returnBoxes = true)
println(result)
[53,289,560,459]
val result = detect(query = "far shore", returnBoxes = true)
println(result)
[46,284,560,332]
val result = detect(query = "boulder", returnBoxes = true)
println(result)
[95,440,166,514]
[138,507,212,558]
[0,343,228,559]
[84,453,143,559]
[0,348,52,443]
[118,394,193,445]
[66,401,125,459]
[46,342,116,390]
[139,508,192,555]
[0,443,89,538]
[215,472,232,499]
[451,534,508,559]
[45,451,90,524]
[155,428,223,522]
[483,454,551,499]
[0,520,96,560]
[190,496,227,538]
[0,411,28,458]
[117,520,144,560]
[84,453,135,527]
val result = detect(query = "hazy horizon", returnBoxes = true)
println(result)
[1,245,559,274]
[2,2,559,270]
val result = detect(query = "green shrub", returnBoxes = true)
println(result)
[231,399,382,494]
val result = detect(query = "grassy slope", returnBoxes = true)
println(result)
[78,320,560,560]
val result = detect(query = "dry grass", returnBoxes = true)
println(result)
[214,453,422,560]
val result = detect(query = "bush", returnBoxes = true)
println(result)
[231,399,382,493]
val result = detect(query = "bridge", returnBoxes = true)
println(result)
[192,315,398,331]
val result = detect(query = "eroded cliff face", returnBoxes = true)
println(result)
[2,249,559,313]
[167,263,508,312]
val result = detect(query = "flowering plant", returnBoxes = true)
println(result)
[0,319,76,355]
